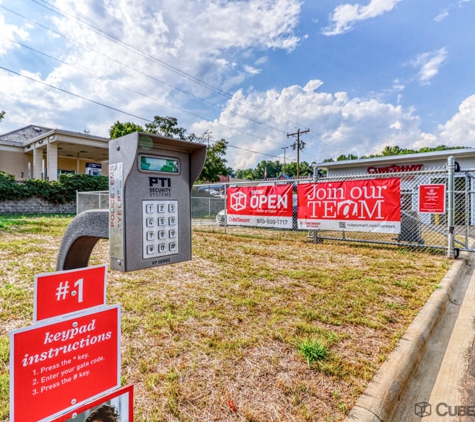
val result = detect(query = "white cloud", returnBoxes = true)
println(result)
[0,12,30,56]
[49,0,302,91]
[434,0,471,22]
[0,0,303,135]
[244,65,261,75]
[436,94,475,146]
[192,83,475,169]
[410,48,448,85]
[190,80,426,169]
[323,0,402,36]
[434,11,449,22]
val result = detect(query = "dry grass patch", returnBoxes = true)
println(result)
[0,216,450,421]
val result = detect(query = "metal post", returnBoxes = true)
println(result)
[224,183,227,234]
[312,167,318,243]
[447,156,455,258]
[465,172,469,249]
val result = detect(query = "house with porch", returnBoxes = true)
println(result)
[0,125,110,181]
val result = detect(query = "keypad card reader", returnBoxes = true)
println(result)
[109,133,206,272]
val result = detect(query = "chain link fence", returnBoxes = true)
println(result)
[76,190,109,215]
[75,159,475,255]
[193,162,475,255]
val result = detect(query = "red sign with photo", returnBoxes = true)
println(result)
[10,305,120,422]
[34,265,107,322]
[297,178,401,233]
[226,184,293,228]
[419,184,446,214]
[51,385,134,421]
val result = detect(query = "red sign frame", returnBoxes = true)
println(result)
[10,305,120,422]
[226,184,293,229]
[419,184,446,214]
[51,385,134,421]
[297,178,401,233]
[34,265,107,322]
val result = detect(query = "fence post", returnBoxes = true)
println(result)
[447,156,455,258]
[224,183,227,234]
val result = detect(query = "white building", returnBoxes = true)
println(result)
[0,125,110,181]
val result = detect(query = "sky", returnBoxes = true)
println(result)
[1,0,475,170]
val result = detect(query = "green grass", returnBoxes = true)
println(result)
[0,215,451,421]
[299,339,329,365]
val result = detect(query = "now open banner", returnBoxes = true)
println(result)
[226,184,293,229]
[297,178,401,233]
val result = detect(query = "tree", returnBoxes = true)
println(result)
[235,168,254,179]
[196,138,228,183]
[145,116,187,139]
[109,116,229,182]
[0,111,5,124]
[285,161,313,177]
[254,160,283,179]
[109,121,144,139]
[337,154,358,161]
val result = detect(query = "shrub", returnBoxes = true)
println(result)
[0,172,108,204]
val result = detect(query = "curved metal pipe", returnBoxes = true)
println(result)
[56,210,109,271]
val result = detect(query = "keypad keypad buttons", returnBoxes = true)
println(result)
[142,200,179,259]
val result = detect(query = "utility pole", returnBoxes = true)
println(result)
[281,146,288,175]
[287,129,309,179]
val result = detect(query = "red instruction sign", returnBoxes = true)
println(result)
[34,265,107,322]
[10,305,120,422]
[419,184,446,214]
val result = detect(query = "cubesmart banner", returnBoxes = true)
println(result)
[226,184,293,229]
[297,178,401,233]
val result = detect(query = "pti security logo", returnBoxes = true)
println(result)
[230,191,247,212]
[415,402,431,418]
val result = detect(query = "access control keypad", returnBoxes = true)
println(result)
[142,200,178,259]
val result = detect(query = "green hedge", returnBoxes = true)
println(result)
[0,172,108,204]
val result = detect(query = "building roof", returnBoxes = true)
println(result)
[23,128,110,147]
[0,125,53,146]
[319,148,475,170]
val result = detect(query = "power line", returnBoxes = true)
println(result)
[0,65,277,159]
[1,4,290,139]
[27,0,314,138]
[0,2,333,160]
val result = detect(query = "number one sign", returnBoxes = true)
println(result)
[34,265,107,322]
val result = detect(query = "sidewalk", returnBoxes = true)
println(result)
[345,252,475,421]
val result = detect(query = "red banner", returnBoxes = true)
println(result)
[226,184,293,229]
[297,178,401,233]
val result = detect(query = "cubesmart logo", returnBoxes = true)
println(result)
[230,191,247,212]
[415,402,431,417]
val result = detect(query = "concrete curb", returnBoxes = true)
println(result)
[344,253,471,422]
